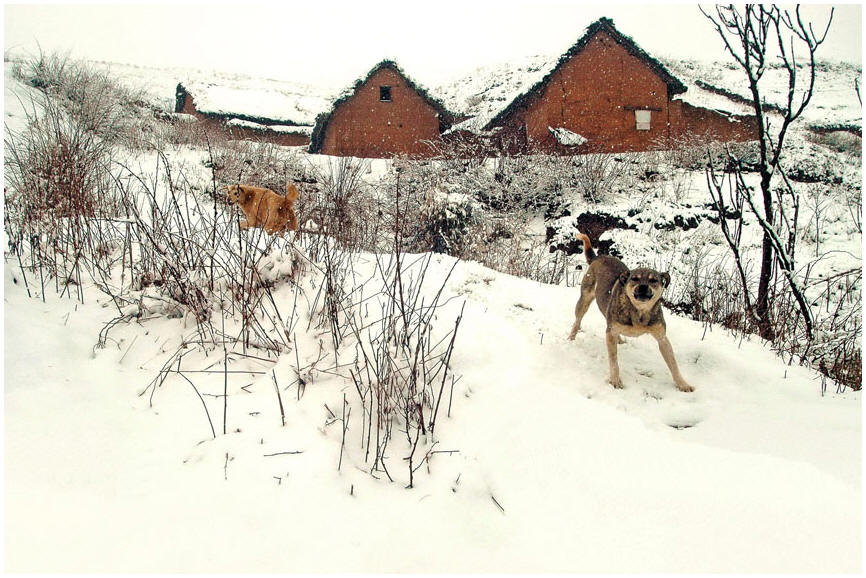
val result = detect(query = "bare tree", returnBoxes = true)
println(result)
[701,4,833,340]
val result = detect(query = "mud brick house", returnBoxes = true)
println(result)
[309,60,456,158]
[440,18,758,155]
[174,80,333,147]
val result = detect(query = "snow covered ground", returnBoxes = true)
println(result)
[4,250,861,573]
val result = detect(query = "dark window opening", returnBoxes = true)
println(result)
[380,86,392,102]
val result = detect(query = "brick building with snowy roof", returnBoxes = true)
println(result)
[439,17,758,155]
[309,60,457,158]
[174,79,334,147]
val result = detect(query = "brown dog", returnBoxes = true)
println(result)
[225,183,299,235]
[568,233,693,392]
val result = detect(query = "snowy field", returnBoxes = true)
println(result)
[4,250,861,573]
[3,55,862,573]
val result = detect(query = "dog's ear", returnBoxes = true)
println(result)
[661,272,671,288]
[617,271,630,287]
[285,183,300,202]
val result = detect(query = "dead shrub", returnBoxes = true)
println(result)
[5,87,118,225]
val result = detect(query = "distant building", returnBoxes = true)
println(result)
[174,80,332,147]
[309,60,456,158]
[173,18,759,157]
[441,18,758,155]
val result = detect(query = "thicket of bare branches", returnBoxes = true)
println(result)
[701,4,834,341]
[691,5,862,389]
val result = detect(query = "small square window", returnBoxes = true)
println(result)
[379,86,392,102]
[635,109,651,131]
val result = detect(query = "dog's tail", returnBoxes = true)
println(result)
[575,232,596,263]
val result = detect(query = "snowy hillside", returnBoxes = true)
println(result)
[3,53,861,573]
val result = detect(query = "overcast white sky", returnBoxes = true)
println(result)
[4,2,861,87]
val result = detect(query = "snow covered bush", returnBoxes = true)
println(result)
[109,151,310,351]
[407,190,480,255]
[375,155,579,285]
[3,80,128,301]
[154,112,227,149]
[303,156,381,251]
[808,129,861,158]
[4,93,116,221]
[659,133,760,172]
[206,140,309,198]
[571,152,626,203]
[337,249,465,487]
[101,148,467,484]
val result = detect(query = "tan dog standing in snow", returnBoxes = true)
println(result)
[225,183,300,235]
[568,232,693,392]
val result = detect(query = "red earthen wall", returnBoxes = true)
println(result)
[178,93,198,116]
[494,30,757,155]
[527,31,671,153]
[671,101,759,144]
[319,68,442,158]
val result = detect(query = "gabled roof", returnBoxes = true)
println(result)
[480,17,687,131]
[309,60,456,153]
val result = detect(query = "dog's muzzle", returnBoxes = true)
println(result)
[634,285,654,301]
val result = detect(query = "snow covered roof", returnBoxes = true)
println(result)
[177,77,336,127]
[666,58,863,132]
[438,54,557,135]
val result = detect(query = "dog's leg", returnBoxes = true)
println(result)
[239,220,251,230]
[568,281,596,340]
[653,331,694,392]
[605,328,624,388]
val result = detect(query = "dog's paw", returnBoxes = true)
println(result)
[675,381,695,393]
[608,377,624,389]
